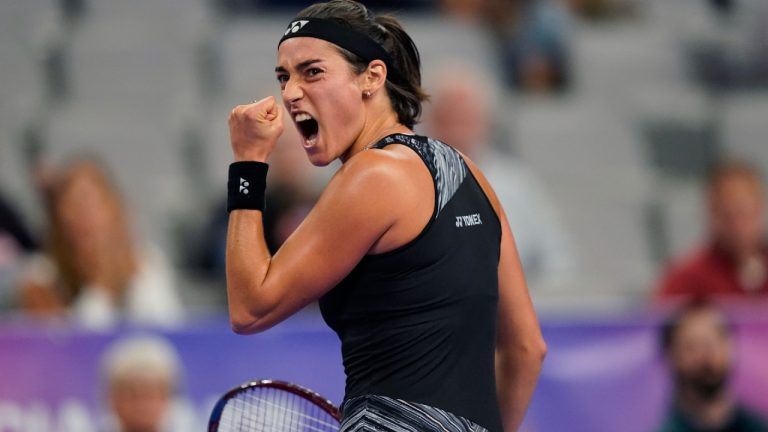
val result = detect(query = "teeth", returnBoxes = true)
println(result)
[294,113,313,122]
[306,135,318,146]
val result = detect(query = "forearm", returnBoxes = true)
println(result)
[496,342,546,431]
[225,209,273,333]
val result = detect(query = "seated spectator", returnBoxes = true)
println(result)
[18,156,183,328]
[0,192,37,253]
[0,192,38,309]
[657,161,768,298]
[566,0,639,20]
[440,0,573,93]
[100,335,191,432]
[423,66,575,290]
[658,301,768,432]
[216,0,433,14]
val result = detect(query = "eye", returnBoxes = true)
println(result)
[276,74,289,85]
[306,67,323,78]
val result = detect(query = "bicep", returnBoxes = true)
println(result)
[255,162,398,326]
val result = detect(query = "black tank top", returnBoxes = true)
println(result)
[319,134,503,431]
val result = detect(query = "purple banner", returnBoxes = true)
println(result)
[524,314,768,432]
[0,311,766,431]
[0,311,344,431]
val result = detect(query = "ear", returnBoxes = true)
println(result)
[359,59,388,96]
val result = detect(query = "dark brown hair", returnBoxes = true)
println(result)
[660,299,730,354]
[296,0,429,129]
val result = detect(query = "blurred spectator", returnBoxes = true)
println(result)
[424,65,575,290]
[440,0,488,18]
[657,161,768,298]
[215,0,433,14]
[566,0,639,20]
[0,193,37,253]
[685,0,768,91]
[18,156,183,328]
[505,0,572,94]
[0,192,38,309]
[193,124,322,276]
[100,335,191,432]
[441,0,573,94]
[658,301,768,432]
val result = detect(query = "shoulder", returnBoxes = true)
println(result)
[321,144,427,211]
[657,404,705,432]
[733,404,768,430]
[657,245,722,296]
[337,145,420,187]
[656,409,688,432]
[374,134,460,166]
[664,245,720,279]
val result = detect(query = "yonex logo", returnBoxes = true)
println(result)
[284,20,309,35]
[455,213,482,228]
[239,178,249,195]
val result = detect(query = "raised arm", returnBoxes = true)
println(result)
[226,157,402,333]
[463,157,547,431]
[225,97,416,334]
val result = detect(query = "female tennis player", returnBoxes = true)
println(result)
[225,1,546,430]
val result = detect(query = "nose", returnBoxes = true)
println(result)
[282,77,303,105]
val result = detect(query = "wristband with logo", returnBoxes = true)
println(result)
[227,161,268,213]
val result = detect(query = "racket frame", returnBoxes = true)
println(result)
[208,379,342,432]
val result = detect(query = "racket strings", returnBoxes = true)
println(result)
[239,391,338,428]
[224,401,333,431]
[228,395,332,431]
[218,386,339,432]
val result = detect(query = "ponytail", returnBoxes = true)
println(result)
[295,0,429,128]
[374,15,429,129]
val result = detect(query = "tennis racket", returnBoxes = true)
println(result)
[208,379,342,432]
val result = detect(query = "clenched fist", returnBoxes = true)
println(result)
[228,96,285,162]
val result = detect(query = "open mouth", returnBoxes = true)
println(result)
[294,113,319,146]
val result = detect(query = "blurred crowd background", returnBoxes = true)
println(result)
[1,0,767,431]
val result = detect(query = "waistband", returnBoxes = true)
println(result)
[340,394,490,432]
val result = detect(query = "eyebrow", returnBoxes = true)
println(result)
[275,59,323,74]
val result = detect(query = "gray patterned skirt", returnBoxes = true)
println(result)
[340,394,490,432]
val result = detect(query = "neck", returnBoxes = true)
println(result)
[340,111,410,164]
[677,388,734,429]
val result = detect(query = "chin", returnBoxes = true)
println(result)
[305,151,333,167]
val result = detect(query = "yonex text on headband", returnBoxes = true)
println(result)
[278,18,401,84]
